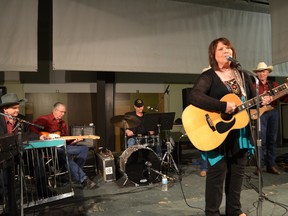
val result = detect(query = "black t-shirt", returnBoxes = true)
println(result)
[125,111,148,136]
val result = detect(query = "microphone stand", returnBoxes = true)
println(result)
[0,113,44,216]
[145,161,152,184]
[153,85,170,112]
[236,64,263,216]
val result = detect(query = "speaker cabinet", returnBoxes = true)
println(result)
[0,86,7,102]
[182,88,192,110]
[97,152,116,182]
[281,104,288,146]
[70,125,97,148]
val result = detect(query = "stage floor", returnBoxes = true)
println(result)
[24,147,288,216]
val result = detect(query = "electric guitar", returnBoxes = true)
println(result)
[249,82,288,119]
[250,105,274,120]
[40,131,100,140]
[182,83,288,151]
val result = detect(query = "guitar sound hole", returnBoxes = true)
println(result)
[221,113,233,121]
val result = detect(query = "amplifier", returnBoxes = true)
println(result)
[97,151,116,182]
[70,125,97,148]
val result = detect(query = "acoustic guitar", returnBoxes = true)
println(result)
[182,83,288,151]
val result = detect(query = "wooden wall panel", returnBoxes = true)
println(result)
[26,93,68,123]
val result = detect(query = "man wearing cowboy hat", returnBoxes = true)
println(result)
[253,62,288,175]
[0,93,50,203]
[0,92,25,214]
[0,93,45,139]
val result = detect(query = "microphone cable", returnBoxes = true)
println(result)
[176,132,205,214]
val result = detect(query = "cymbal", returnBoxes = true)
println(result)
[110,115,140,128]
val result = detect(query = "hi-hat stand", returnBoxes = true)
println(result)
[161,137,179,174]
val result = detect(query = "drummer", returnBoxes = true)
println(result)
[125,99,162,157]
[125,98,162,157]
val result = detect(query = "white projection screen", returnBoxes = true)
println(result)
[0,0,38,72]
[270,0,288,65]
[53,0,273,75]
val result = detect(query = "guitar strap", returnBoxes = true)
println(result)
[233,69,247,100]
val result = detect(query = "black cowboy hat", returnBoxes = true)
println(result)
[0,93,26,107]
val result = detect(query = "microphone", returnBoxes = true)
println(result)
[180,133,187,138]
[145,161,152,167]
[164,85,170,95]
[226,56,256,77]
[226,56,241,68]
[147,106,159,112]
[145,161,152,176]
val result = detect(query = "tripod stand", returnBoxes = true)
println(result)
[161,137,179,174]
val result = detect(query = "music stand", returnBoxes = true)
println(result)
[143,112,175,133]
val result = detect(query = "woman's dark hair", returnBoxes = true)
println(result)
[208,37,237,71]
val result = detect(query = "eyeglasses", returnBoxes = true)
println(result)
[56,109,66,114]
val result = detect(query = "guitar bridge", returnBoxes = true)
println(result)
[205,114,216,131]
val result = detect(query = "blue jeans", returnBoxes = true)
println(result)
[200,156,208,172]
[260,109,278,168]
[127,137,136,147]
[58,145,89,183]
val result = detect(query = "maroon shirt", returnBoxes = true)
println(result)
[30,113,69,136]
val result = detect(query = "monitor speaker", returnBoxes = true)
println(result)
[281,104,288,146]
[70,125,96,148]
[0,86,7,102]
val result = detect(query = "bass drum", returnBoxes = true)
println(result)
[120,145,160,185]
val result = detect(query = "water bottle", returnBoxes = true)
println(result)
[162,175,168,191]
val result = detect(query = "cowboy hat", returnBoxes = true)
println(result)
[253,62,273,73]
[0,93,25,107]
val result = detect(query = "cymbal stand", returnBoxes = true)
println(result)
[161,137,179,174]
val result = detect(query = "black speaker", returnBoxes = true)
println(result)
[0,86,7,102]
[182,88,192,110]
[281,104,288,146]
[70,125,96,148]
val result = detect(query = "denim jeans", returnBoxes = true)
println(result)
[58,145,89,183]
[200,156,208,172]
[127,137,136,147]
[260,109,278,168]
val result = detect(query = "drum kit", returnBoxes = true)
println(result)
[111,113,178,186]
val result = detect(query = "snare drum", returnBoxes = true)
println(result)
[120,145,160,185]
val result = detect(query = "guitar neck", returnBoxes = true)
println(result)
[40,131,100,140]
[60,135,100,140]
[237,83,288,112]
